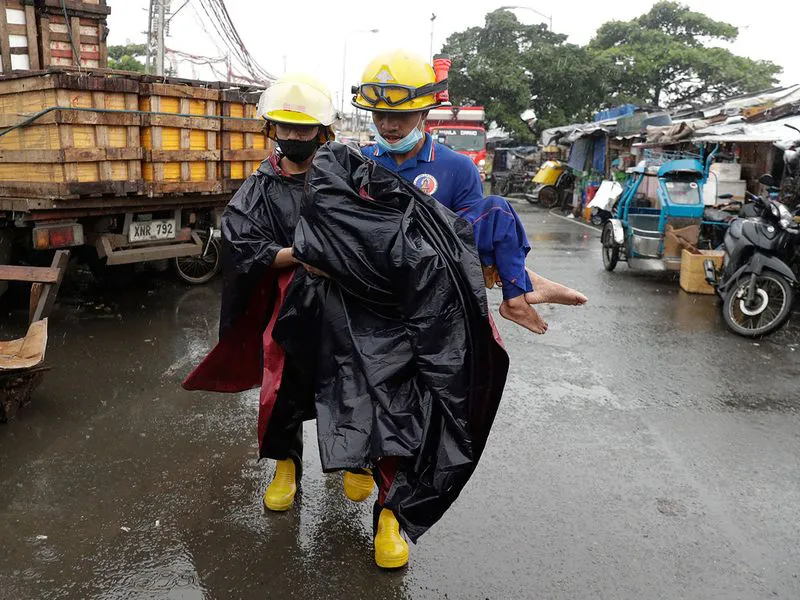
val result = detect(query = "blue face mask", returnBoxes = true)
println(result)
[370,119,424,154]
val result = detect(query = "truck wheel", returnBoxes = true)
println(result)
[173,235,221,285]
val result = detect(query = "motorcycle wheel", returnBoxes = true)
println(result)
[601,222,619,272]
[173,234,222,285]
[722,271,794,338]
[495,179,511,197]
[539,185,559,209]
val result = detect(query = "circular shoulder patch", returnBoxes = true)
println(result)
[413,173,439,196]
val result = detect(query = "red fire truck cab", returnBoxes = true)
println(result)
[425,106,487,180]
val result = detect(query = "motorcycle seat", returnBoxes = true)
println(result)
[703,208,733,223]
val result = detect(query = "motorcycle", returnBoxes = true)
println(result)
[534,160,576,211]
[705,174,800,338]
[490,147,540,198]
[587,180,623,226]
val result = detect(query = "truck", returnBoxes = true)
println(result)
[0,67,269,289]
[425,106,487,180]
[0,0,271,293]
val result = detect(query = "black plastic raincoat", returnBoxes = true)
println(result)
[274,142,509,541]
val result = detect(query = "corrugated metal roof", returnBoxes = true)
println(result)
[691,114,800,143]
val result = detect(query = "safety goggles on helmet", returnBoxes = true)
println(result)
[352,80,448,108]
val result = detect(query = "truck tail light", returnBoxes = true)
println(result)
[33,223,84,250]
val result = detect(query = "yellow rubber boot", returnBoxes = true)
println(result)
[374,508,409,569]
[263,459,297,512]
[343,470,374,502]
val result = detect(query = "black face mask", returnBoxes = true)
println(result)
[277,138,320,164]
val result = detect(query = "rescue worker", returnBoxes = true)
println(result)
[352,50,587,335]
[183,72,374,515]
[343,50,587,568]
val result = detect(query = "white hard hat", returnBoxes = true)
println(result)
[257,72,337,127]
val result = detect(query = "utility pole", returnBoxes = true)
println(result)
[145,0,154,73]
[156,0,167,76]
[146,0,171,75]
[430,14,437,62]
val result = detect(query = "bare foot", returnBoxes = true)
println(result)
[525,268,587,306]
[499,296,548,334]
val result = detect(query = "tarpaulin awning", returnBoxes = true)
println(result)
[541,119,616,147]
[690,114,800,144]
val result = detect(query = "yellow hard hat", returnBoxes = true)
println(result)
[257,72,337,140]
[351,50,447,112]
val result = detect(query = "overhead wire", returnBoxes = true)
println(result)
[208,0,274,80]
[190,0,275,83]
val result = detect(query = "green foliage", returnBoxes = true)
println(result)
[443,10,607,140]
[590,1,781,106]
[443,2,783,139]
[108,44,146,73]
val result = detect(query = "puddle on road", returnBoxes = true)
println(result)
[97,542,207,600]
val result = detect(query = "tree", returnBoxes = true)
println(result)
[108,44,146,73]
[442,10,609,139]
[589,1,782,108]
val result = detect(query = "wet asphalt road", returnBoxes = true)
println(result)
[1,204,799,600]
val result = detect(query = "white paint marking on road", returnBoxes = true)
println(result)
[548,209,602,233]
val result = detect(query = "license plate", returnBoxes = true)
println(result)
[129,219,176,243]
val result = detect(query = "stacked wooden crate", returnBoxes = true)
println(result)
[139,82,222,195]
[219,88,271,192]
[0,0,40,73]
[0,68,269,200]
[36,0,109,69]
[0,70,143,199]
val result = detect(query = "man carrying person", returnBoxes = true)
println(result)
[352,50,587,334]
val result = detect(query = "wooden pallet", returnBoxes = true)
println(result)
[35,0,110,18]
[219,88,270,192]
[0,0,40,74]
[0,69,268,200]
[0,71,142,198]
[140,82,223,196]
[0,249,69,422]
[36,0,109,69]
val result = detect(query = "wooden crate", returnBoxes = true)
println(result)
[679,249,724,295]
[140,82,222,196]
[219,89,271,192]
[37,0,109,69]
[0,70,143,199]
[0,0,40,73]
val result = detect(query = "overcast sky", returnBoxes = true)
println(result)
[108,0,800,113]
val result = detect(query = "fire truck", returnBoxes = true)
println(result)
[425,106,487,180]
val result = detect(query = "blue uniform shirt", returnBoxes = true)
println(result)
[362,134,533,299]
[363,133,483,212]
